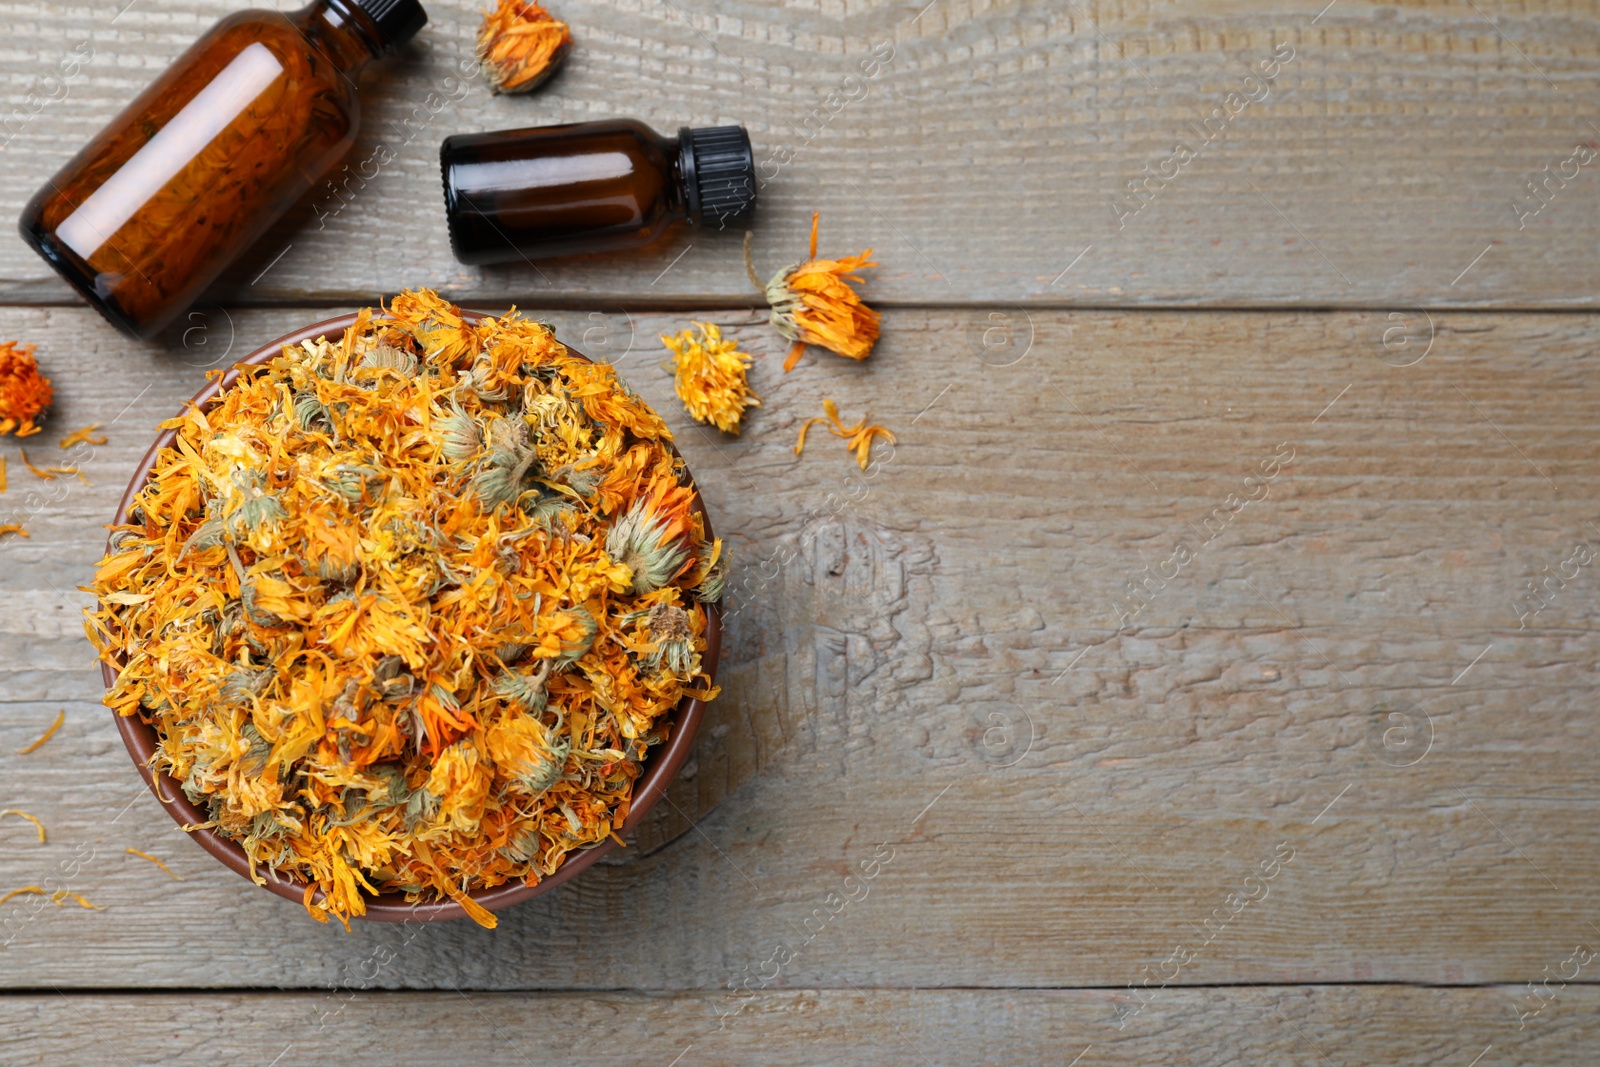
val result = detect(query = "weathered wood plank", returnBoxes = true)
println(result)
[4,987,1596,1065]
[2,2,1600,308]
[1,305,1597,993]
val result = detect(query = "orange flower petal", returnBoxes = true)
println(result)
[0,340,52,436]
[477,1,572,94]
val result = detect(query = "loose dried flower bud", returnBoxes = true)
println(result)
[746,213,880,372]
[477,0,573,95]
[0,341,52,438]
[661,322,760,434]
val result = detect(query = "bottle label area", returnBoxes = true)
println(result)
[56,42,284,260]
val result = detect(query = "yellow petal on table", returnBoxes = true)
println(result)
[59,423,107,448]
[15,709,64,754]
[126,847,184,881]
[0,809,46,843]
[50,889,103,910]
[792,398,895,469]
[18,448,56,480]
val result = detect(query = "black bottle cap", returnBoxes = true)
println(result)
[351,0,428,51]
[680,126,756,228]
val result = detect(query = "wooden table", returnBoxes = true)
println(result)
[3,1,1598,1063]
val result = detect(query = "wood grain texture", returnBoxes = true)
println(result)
[2,1,1600,308]
[3,987,1597,1065]
[1,305,1597,996]
[6,0,1600,1056]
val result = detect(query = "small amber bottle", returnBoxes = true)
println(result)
[18,0,427,339]
[440,120,756,266]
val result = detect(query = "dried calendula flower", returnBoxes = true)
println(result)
[0,524,26,540]
[662,322,760,434]
[747,212,880,372]
[0,340,53,437]
[795,398,895,470]
[477,0,573,94]
[690,538,728,604]
[90,289,721,930]
[605,479,698,595]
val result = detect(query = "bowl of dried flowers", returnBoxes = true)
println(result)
[90,290,724,928]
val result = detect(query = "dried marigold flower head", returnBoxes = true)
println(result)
[0,341,53,437]
[691,538,728,604]
[90,289,721,929]
[748,213,880,372]
[661,322,760,434]
[605,478,698,595]
[477,0,573,94]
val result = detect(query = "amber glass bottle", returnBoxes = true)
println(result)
[440,120,756,266]
[18,0,427,339]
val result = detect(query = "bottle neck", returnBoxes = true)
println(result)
[296,0,386,75]
[667,134,693,222]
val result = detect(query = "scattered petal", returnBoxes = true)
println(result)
[15,709,65,754]
[0,809,47,843]
[126,847,184,881]
[59,424,107,448]
[0,886,45,905]
[794,416,827,456]
[19,448,56,481]
[793,398,895,470]
[50,890,103,910]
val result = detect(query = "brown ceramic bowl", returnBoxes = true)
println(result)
[101,312,721,923]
